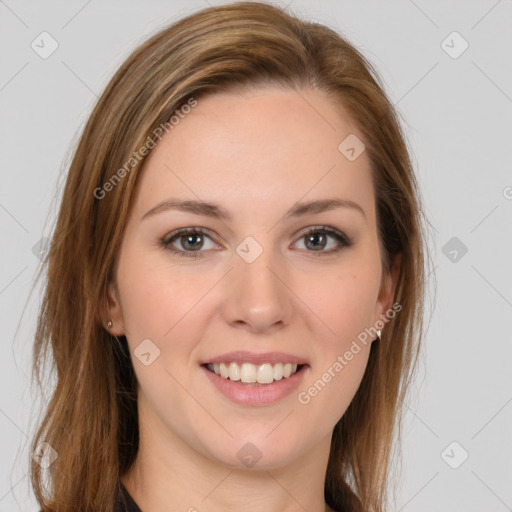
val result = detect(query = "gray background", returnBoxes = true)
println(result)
[1,1,511,510]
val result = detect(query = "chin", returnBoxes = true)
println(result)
[202,434,304,471]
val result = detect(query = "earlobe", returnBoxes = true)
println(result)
[100,280,125,336]
[387,252,402,307]
[374,252,402,330]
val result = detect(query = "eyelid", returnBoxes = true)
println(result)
[164,227,217,242]
[290,225,353,254]
[293,225,351,243]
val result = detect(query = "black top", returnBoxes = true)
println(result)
[115,482,143,512]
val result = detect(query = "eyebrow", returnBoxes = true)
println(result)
[141,197,366,221]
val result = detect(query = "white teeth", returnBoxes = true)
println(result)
[206,361,301,384]
[273,362,283,380]
[257,363,274,384]
[240,362,257,383]
[228,361,241,381]
[219,362,229,378]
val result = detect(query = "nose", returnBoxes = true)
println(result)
[221,247,294,334]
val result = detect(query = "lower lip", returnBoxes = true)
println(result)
[201,364,309,407]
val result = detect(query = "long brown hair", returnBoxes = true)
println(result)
[29,2,434,511]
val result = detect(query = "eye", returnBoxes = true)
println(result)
[161,228,218,258]
[160,225,353,259]
[292,226,353,256]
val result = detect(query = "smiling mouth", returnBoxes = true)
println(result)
[203,361,307,385]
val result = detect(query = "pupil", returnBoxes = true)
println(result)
[307,232,325,250]
[184,233,202,250]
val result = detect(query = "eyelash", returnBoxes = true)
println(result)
[160,226,353,259]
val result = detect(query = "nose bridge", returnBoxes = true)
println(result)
[222,236,293,331]
[235,237,286,301]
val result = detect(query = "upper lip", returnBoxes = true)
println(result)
[201,350,309,366]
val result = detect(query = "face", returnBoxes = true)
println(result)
[105,87,399,470]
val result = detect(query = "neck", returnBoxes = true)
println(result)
[121,397,335,512]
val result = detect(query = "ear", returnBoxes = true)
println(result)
[99,278,125,336]
[373,252,401,330]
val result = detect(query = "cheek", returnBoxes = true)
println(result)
[116,247,208,340]
[116,250,218,392]
[329,347,371,421]
[294,262,381,344]
[296,315,373,427]
[295,331,372,437]
[292,263,379,412]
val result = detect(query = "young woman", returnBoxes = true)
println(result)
[30,2,431,511]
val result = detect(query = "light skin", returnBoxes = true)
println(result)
[102,86,400,512]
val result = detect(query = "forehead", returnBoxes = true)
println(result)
[131,87,375,226]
